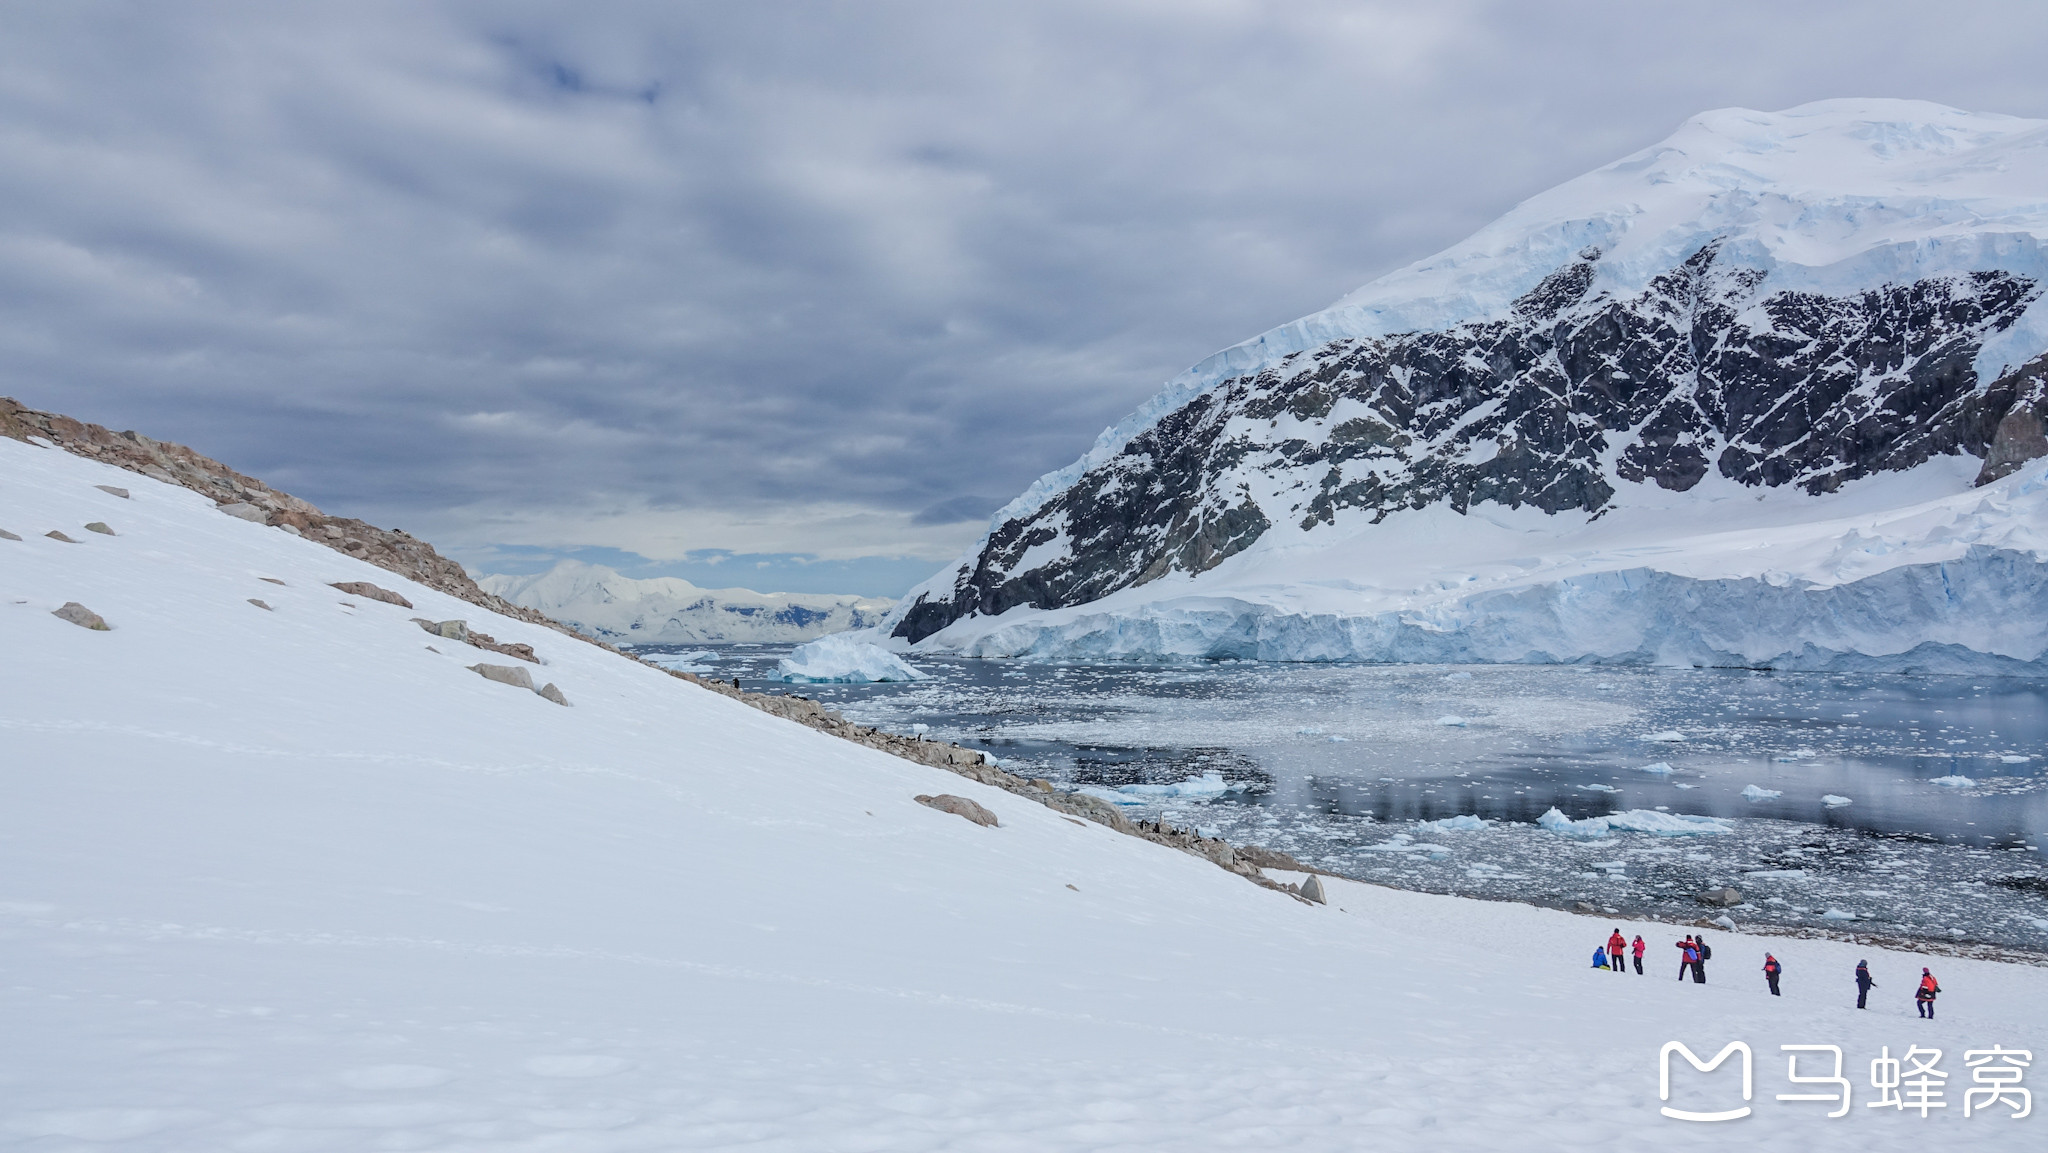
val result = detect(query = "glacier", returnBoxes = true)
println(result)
[884,100,2048,672]
[479,558,894,645]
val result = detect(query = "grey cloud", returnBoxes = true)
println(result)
[4,1,2048,593]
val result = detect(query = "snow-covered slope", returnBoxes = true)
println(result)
[11,413,2048,1149]
[479,559,893,644]
[887,100,2048,669]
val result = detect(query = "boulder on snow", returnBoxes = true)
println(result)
[217,501,268,523]
[94,485,129,498]
[1300,875,1327,904]
[248,598,272,611]
[84,521,114,535]
[52,602,110,630]
[45,530,78,542]
[0,528,19,540]
[330,581,413,608]
[1696,887,1743,908]
[538,682,570,707]
[416,618,470,642]
[470,663,536,692]
[915,794,999,827]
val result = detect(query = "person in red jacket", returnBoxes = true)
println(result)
[1630,934,1646,975]
[1606,929,1627,973]
[1917,968,1941,1018]
[1675,935,1698,981]
[1763,953,1782,996]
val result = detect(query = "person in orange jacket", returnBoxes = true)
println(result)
[1630,934,1646,975]
[1606,929,1627,973]
[1916,968,1941,1018]
[1675,935,1699,981]
[1762,953,1782,996]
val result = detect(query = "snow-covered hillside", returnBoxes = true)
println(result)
[887,100,2048,669]
[479,559,893,644]
[11,409,2048,1148]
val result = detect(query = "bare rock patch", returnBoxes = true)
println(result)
[52,602,110,630]
[330,581,412,608]
[915,794,999,827]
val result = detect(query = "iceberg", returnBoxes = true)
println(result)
[1822,794,1853,807]
[1437,715,1469,727]
[1112,771,1244,799]
[774,635,930,683]
[1637,762,1675,774]
[1930,775,1977,788]
[1741,785,1783,801]
[1537,807,1735,838]
[644,649,718,672]
[1419,814,1492,833]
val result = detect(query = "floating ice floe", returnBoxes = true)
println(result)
[1773,749,1818,762]
[1578,784,1621,793]
[1822,794,1853,806]
[1437,715,1468,727]
[1643,731,1687,743]
[774,635,930,683]
[1296,726,1324,736]
[644,649,719,672]
[1930,775,1977,788]
[2003,755,2033,764]
[1086,771,1247,803]
[1743,869,1807,880]
[1536,807,1734,838]
[1327,735,1350,743]
[1442,671,1473,681]
[1419,814,1491,833]
[1637,762,1675,774]
[1361,833,1450,854]
[1821,909,1859,921]
[1741,784,1783,801]
[1673,783,1699,790]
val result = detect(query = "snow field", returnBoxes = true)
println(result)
[2,435,2044,1150]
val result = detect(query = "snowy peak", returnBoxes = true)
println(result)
[885,101,2048,666]
[480,559,895,645]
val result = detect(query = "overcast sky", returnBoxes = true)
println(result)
[6,2,2048,594]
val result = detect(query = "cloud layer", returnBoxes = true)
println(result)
[5,1,2047,593]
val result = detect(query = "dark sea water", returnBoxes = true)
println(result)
[640,643,2048,952]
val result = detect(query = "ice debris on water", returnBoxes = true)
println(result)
[1643,731,1686,742]
[1578,783,1620,793]
[1930,775,1977,788]
[1637,762,1675,774]
[1821,909,1859,921]
[1327,735,1350,743]
[775,635,930,683]
[1296,726,1324,736]
[1822,794,1853,806]
[2003,754,2032,763]
[1773,749,1818,762]
[644,649,718,673]
[1436,715,1468,727]
[1442,671,1473,681]
[1741,784,1783,801]
[1536,807,1734,838]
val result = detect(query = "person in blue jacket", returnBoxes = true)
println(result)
[1592,945,1609,969]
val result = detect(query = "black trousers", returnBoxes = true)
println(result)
[1766,975,1780,996]
[1919,998,1935,1018]
[1633,955,1643,974]
[1692,961,1706,984]
[1857,986,1869,1008]
[1610,951,1625,972]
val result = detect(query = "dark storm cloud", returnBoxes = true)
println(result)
[4,1,2048,593]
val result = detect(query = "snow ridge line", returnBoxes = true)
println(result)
[2,397,1323,898]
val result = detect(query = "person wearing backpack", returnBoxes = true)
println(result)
[1762,953,1782,996]
[1917,968,1941,1018]
[1855,960,1876,1009]
[1693,934,1711,983]
[1606,929,1627,974]
[1675,936,1698,980]
[1630,934,1646,975]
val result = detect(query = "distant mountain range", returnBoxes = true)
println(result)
[882,100,2048,673]
[479,560,895,645]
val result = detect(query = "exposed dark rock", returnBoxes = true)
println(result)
[0,529,19,541]
[331,581,412,609]
[45,531,77,543]
[915,793,999,827]
[1697,887,1744,908]
[248,599,272,611]
[52,602,109,630]
[895,250,2044,641]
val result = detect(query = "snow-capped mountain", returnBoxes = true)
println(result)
[886,100,2048,671]
[479,559,894,644]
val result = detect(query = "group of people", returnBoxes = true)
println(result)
[1591,929,1943,1014]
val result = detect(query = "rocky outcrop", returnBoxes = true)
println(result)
[84,522,114,536]
[330,581,413,609]
[52,602,109,630]
[915,794,999,827]
[470,663,536,691]
[1,396,569,638]
[893,252,2045,642]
